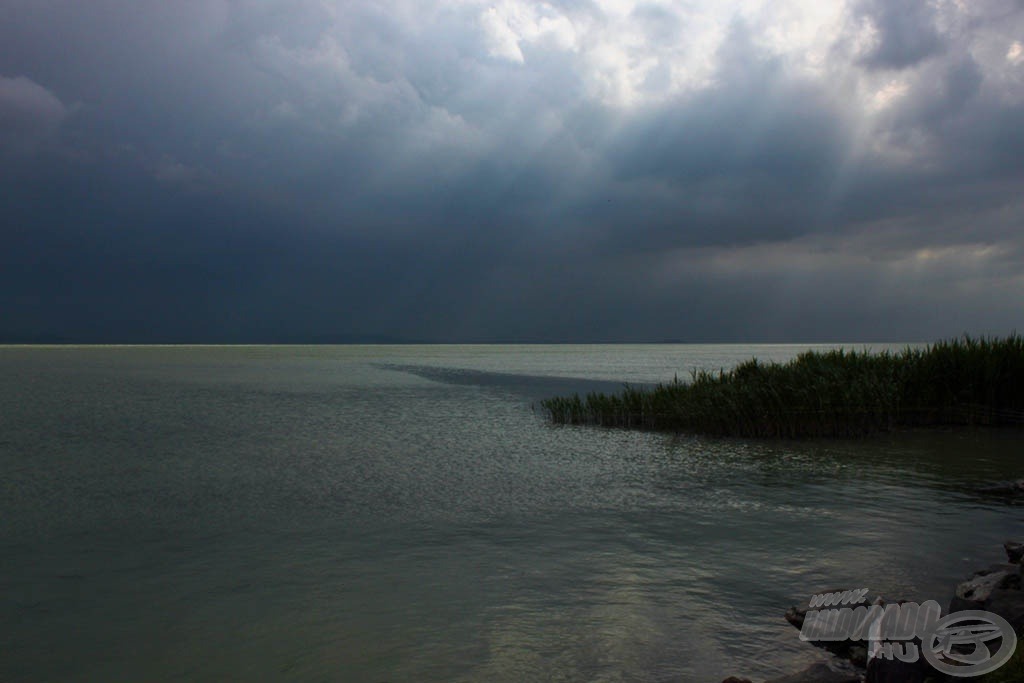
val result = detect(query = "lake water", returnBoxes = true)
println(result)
[1,345,1021,682]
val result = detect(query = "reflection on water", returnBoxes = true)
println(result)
[0,345,1020,682]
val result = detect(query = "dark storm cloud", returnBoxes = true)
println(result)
[854,0,946,70]
[1,0,1022,342]
[593,25,850,250]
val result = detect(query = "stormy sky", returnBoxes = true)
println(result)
[1,0,1022,342]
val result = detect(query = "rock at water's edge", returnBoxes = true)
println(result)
[1004,540,1024,564]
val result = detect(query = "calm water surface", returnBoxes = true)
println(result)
[1,345,1021,682]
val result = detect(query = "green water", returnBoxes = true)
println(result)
[1,345,1020,682]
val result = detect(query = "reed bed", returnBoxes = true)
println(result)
[541,335,1024,438]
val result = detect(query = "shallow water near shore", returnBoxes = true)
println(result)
[1,344,1021,682]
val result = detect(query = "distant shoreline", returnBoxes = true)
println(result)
[0,340,927,346]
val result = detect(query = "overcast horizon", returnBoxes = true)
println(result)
[2,0,1023,343]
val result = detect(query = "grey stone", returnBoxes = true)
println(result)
[986,587,1024,632]
[785,591,881,665]
[953,564,1019,606]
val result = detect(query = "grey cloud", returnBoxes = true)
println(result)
[0,1,1022,342]
[629,3,683,44]
[0,75,67,150]
[581,25,851,250]
[856,0,946,70]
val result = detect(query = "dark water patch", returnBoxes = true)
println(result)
[376,362,641,400]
